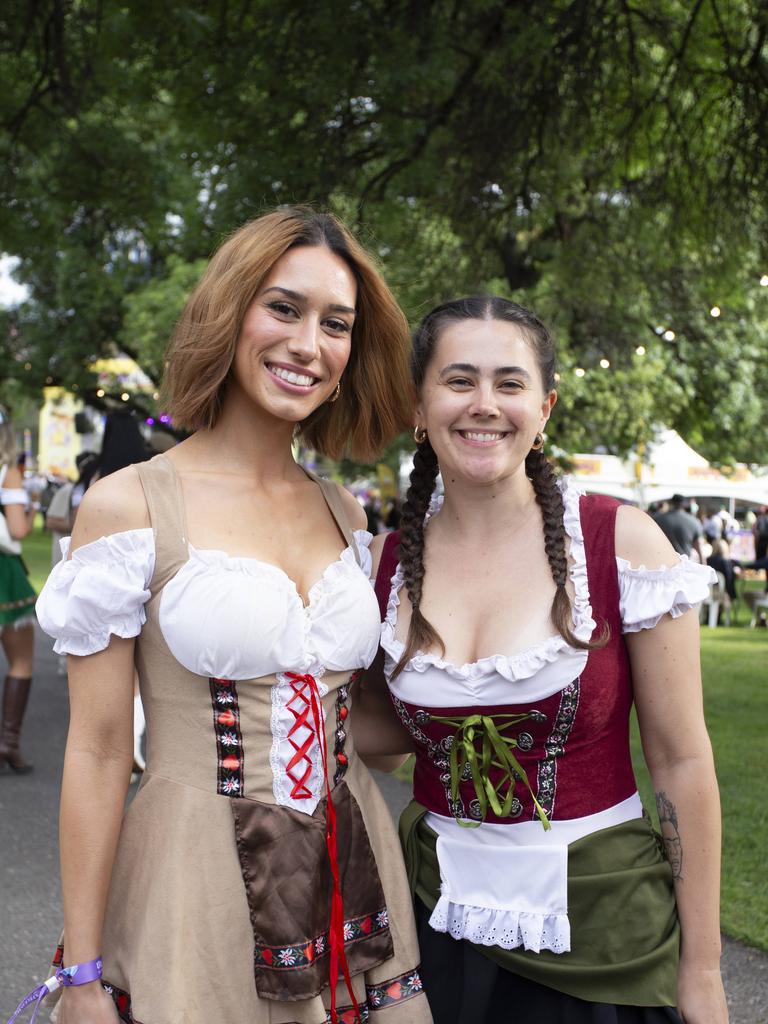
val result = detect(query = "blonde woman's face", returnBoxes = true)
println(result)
[230,244,357,423]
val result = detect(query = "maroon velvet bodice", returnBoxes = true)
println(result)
[374,495,637,823]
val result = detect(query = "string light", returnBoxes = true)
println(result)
[710,306,721,317]
[96,388,105,398]
[663,329,676,341]
[760,275,768,287]
[554,372,561,382]
[574,367,586,377]
[121,392,130,401]
[635,345,646,356]
[599,358,610,369]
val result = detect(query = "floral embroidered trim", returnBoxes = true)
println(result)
[326,1004,371,1023]
[333,674,355,784]
[391,694,465,818]
[52,945,144,1024]
[535,678,580,818]
[103,981,143,1024]
[366,967,424,1009]
[254,907,390,971]
[210,677,244,796]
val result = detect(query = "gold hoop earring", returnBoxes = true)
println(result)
[413,426,428,444]
[531,432,544,451]
[329,382,341,403]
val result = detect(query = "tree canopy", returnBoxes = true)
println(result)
[1,0,767,463]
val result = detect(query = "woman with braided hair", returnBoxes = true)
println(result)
[356,297,726,1022]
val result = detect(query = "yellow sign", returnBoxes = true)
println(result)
[38,387,82,478]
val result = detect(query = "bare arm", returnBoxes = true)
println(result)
[351,532,414,769]
[2,464,37,539]
[57,469,149,1023]
[617,506,727,1023]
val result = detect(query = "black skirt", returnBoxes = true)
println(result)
[415,900,682,1024]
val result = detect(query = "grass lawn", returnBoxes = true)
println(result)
[21,524,768,948]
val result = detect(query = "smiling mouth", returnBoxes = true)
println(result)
[457,430,509,443]
[266,363,320,388]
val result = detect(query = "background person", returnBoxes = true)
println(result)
[357,296,726,1023]
[654,493,707,563]
[0,410,39,774]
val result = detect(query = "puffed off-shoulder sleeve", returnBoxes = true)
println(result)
[617,555,717,633]
[36,528,155,655]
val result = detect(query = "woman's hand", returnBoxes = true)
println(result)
[677,962,729,1022]
[59,981,121,1023]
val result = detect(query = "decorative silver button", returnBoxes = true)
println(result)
[530,710,547,722]
[469,800,483,819]
[517,731,534,751]
[441,735,455,753]
[461,761,473,781]
[414,710,431,725]
[509,797,523,818]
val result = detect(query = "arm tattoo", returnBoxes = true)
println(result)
[655,790,683,881]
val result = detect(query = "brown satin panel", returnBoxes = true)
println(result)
[231,781,394,1002]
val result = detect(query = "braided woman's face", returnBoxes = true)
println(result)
[415,319,556,487]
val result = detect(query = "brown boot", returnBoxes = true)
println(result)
[0,676,33,773]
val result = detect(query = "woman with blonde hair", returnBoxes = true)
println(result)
[29,207,432,1024]
[0,410,38,773]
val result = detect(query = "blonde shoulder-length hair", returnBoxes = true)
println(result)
[163,206,412,461]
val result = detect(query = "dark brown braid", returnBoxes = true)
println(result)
[526,447,609,650]
[393,438,442,677]
[391,295,607,679]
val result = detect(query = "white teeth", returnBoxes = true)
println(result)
[269,365,316,387]
[462,431,506,442]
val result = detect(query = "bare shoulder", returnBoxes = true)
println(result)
[337,486,367,531]
[70,465,150,550]
[615,504,679,569]
[2,464,24,488]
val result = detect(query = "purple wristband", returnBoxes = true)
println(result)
[57,956,103,986]
[6,957,103,1023]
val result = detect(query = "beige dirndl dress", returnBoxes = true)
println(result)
[36,454,431,1024]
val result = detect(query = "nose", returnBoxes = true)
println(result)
[286,315,321,361]
[468,381,501,418]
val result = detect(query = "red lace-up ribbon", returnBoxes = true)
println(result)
[285,673,361,1024]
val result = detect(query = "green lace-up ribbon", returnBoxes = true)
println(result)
[428,711,551,831]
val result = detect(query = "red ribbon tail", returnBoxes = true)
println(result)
[290,673,363,1024]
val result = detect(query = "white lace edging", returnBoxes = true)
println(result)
[269,670,329,815]
[429,896,571,955]
[380,477,596,682]
[618,555,717,633]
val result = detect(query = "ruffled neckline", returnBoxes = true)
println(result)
[187,529,373,611]
[380,478,596,683]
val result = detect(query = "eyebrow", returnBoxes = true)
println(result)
[262,286,356,315]
[439,362,533,380]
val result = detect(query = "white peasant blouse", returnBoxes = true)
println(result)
[36,529,381,680]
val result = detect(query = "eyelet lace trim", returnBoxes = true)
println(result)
[380,478,595,682]
[429,896,571,954]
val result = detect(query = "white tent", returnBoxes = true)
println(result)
[570,431,768,508]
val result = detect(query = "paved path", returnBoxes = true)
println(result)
[0,629,765,1021]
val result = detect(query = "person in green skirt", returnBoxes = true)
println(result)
[0,410,39,773]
